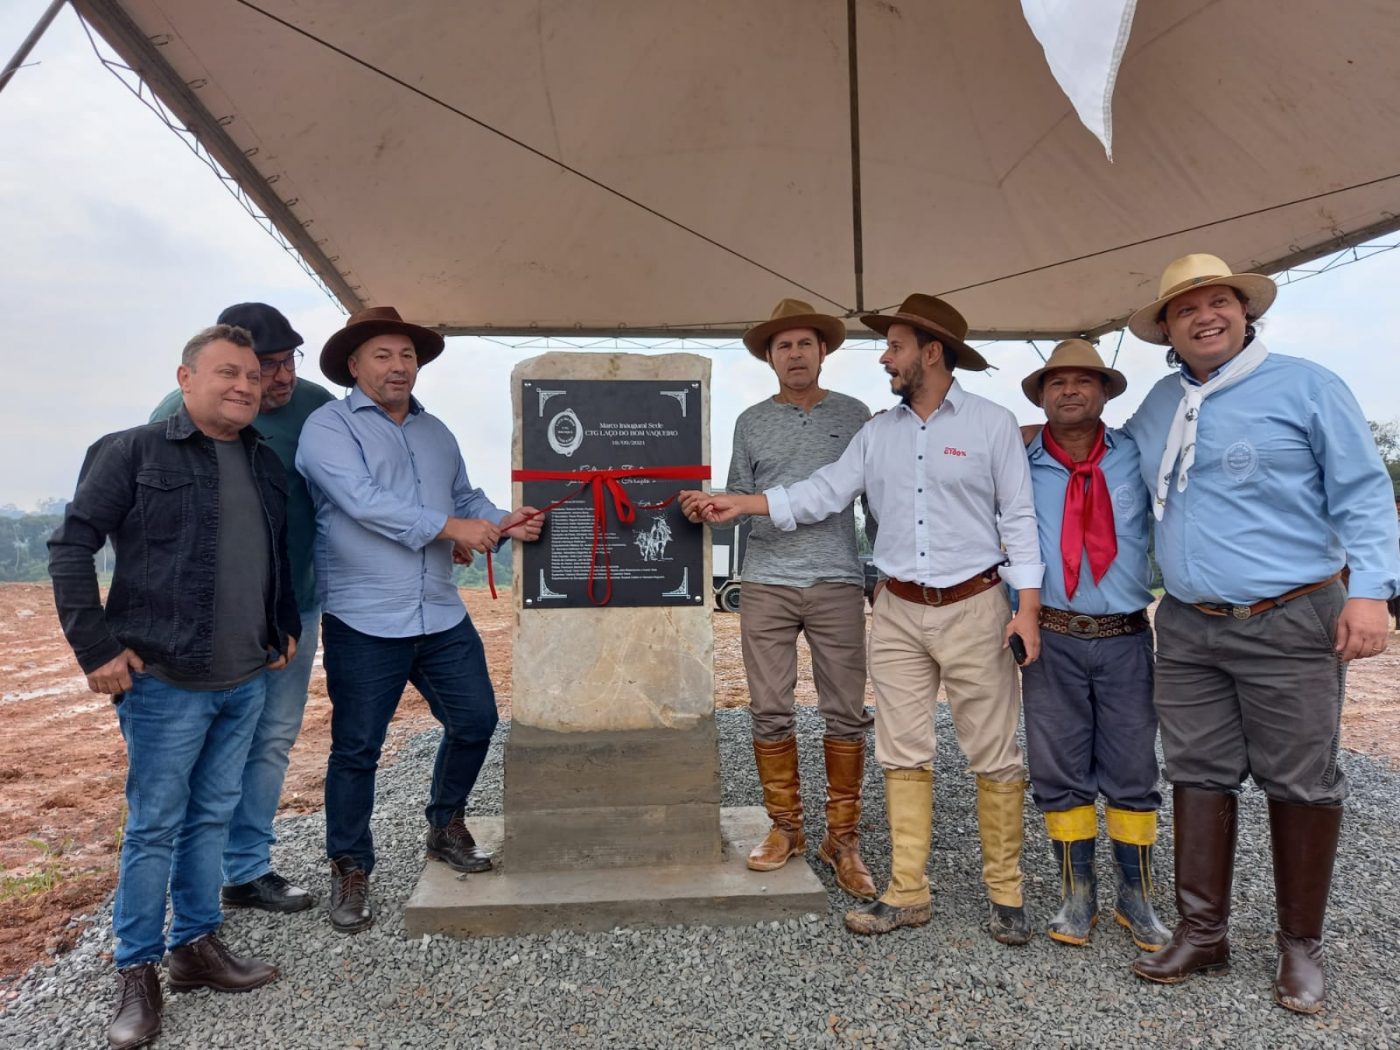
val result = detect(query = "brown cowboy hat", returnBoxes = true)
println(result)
[1127,253,1277,345]
[859,294,989,371]
[1021,339,1127,407]
[320,306,446,387]
[742,298,846,360]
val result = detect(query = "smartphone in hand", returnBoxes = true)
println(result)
[1008,633,1028,666]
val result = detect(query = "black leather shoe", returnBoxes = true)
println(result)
[328,856,374,934]
[989,902,1033,945]
[166,933,277,993]
[425,812,493,873]
[222,871,316,914]
[108,963,161,1049]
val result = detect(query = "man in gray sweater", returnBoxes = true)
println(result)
[681,298,875,899]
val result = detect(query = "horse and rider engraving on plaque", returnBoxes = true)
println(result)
[517,379,706,609]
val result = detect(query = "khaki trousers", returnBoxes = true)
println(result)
[868,584,1024,780]
[740,582,872,742]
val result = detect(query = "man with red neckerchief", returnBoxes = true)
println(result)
[1019,340,1170,954]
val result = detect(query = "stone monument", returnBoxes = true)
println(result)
[404,352,828,937]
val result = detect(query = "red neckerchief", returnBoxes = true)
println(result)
[1041,423,1117,598]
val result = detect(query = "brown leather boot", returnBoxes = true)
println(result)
[1269,798,1342,1014]
[748,735,805,871]
[817,736,877,900]
[1132,786,1236,984]
[166,932,277,993]
[108,962,161,1050]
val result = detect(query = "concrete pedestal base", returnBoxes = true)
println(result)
[403,806,830,938]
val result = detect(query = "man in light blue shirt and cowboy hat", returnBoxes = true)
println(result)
[1019,339,1170,953]
[1122,253,1400,1014]
[296,306,543,934]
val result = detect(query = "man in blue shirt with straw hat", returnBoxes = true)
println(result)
[1122,253,1399,1014]
[1019,339,1170,953]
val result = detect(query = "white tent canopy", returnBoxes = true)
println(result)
[72,0,1400,340]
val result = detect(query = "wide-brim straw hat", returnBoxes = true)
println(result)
[1127,253,1277,345]
[859,293,989,372]
[1021,338,1127,407]
[742,298,846,360]
[320,306,446,387]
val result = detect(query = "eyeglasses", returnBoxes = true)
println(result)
[259,349,304,377]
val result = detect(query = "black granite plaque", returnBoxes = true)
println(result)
[520,379,706,608]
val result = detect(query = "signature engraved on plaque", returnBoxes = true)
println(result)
[634,516,672,562]
[547,408,584,457]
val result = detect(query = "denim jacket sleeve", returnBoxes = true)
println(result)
[47,433,135,673]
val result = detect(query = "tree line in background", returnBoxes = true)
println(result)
[3,419,1396,586]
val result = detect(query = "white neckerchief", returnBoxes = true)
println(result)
[1153,338,1268,520]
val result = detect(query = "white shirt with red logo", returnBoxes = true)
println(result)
[766,380,1044,591]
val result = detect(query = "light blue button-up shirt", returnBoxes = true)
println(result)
[1027,428,1154,614]
[766,381,1044,591]
[1122,351,1400,605]
[296,387,509,637]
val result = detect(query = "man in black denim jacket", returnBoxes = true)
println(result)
[48,324,299,1050]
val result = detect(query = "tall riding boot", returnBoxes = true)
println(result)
[1045,806,1098,946]
[1269,799,1343,1014]
[978,776,1031,945]
[817,736,877,900]
[747,736,805,871]
[1106,806,1171,951]
[1132,786,1236,984]
[845,768,933,935]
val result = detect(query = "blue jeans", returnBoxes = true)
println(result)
[322,612,498,873]
[223,605,320,886]
[113,672,266,968]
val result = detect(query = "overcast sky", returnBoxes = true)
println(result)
[3,1,1399,511]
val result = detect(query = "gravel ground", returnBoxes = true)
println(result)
[3,706,1398,1050]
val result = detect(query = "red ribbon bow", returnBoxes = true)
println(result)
[489,465,710,604]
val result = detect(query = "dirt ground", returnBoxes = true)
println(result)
[2,582,1397,992]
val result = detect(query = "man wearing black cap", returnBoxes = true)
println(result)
[152,303,333,913]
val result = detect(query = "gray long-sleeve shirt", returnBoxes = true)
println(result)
[726,391,871,587]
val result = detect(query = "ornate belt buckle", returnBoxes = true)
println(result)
[1230,605,1252,620]
[1067,614,1100,639]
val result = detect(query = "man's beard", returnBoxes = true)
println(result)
[895,362,925,406]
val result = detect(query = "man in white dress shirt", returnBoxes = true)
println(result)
[703,294,1044,944]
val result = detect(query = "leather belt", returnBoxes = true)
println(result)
[885,568,1000,608]
[1039,607,1149,640]
[1190,569,1345,621]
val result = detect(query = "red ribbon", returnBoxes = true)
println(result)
[488,465,710,604]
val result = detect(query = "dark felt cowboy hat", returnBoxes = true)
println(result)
[319,306,445,387]
[859,294,989,371]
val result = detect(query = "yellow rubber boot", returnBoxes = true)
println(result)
[1045,805,1099,946]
